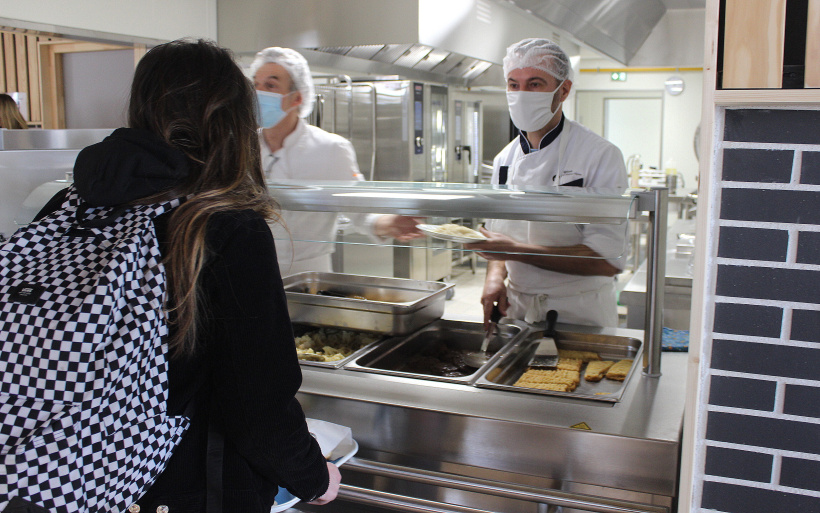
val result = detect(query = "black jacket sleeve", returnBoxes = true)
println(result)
[201,211,329,502]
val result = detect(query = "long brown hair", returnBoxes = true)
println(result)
[0,93,28,129]
[128,39,278,357]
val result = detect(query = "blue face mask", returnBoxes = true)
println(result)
[256,90,293,128]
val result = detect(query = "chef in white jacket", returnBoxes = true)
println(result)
[467,38,628,328]
[250,47,421,276]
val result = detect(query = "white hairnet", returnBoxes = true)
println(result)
[502,38,574,83]
[250,47,315,118]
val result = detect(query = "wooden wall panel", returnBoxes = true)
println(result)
[807,0,820,88]
[3,33,17,93]
[723,0,787,88]
[26,36,41,123]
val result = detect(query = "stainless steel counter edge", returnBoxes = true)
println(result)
[297,346,687,444]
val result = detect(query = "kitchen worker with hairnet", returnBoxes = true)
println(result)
[466,38,628,328]
[250,47,422,276]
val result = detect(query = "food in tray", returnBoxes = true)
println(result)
[396,344,476,377]
[605,359,633,381]
[316,289,369,300]
[583,360,616,382]
[556,357,583,372]
[557,349,602,362]
[295,328,379,362]
[514,368,580,392]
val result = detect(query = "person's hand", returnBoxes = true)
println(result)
[307,462,342,505]
[373,214,425,241]
[480,273,509,330]
[464,227,518,260]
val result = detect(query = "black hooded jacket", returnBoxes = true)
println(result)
[36,128,329,512]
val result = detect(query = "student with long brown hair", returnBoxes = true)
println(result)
[34,38,340,513]
[0,93,28,129]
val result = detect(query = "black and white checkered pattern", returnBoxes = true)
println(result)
[0,186,188,512]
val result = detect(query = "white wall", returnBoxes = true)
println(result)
[0,0,216,43]
[63,50,134,128]
[573,68,703,194]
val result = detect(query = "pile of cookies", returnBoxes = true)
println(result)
[513,349,633,392]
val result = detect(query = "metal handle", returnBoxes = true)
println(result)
[343,457,669,513]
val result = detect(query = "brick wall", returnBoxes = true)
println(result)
[698,109,820,512]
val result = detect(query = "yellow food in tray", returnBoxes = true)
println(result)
[514,368,580,392]
[605,359,633,381]
[295,328,379,362]
[583,360,616,382]
[556,358,583,372]
[558,349,601,362]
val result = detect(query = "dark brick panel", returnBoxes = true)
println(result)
[802,151,820,185]
[791,309,820,342]
[706,411,820,455]
[704,446,773,482]
[721,189,820,224]
[781,457,820,492]
[713,302,782,337]
[702,481,820,512]
[796,231,820,264]
[712,339,820,381]
[783,384,820,418]
[717,226,788,262]
[708,375,776,411]
[724,109,820,144]
[716,265,820,304]
[722,148,793,183]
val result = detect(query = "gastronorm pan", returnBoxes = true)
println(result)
[283,272,454,335]
[345,318,527,384]
[292,324,389,369]
[475,327,643,403]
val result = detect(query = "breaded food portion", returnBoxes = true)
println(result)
[584,360,616,382]
[514,368,580,391]
[605,359,633,381]
[514,382,572,392]
[556,358,583,372]
[558,349,601,362]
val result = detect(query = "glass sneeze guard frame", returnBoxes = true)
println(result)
[267,180,668,377]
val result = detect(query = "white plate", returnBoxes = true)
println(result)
[270,439,359,512]
[417,224,487,243]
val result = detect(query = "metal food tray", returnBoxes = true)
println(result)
[293,324,388,369]
[345,318,527,384]
[475,326,643,403]
[283,272,454,335]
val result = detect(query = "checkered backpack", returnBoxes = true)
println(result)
[0,185,189,513]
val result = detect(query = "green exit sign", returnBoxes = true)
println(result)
[611,71,627,82]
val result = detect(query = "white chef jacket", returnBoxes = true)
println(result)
[261,119,377,276]
[489,116,628,327]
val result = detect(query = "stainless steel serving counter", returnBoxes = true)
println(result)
[292,322,686,513]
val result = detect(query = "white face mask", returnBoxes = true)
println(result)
[506,81,564,132]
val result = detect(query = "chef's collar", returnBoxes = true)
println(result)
[518,114,565,154]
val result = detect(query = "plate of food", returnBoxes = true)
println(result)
[270,420,359,512]
[417,223,487,243]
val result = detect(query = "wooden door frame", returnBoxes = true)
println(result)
[38,40,138,129]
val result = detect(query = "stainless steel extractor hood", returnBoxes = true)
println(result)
[218,0,581,87]
[218,0,673,83]
[505,0,667,64]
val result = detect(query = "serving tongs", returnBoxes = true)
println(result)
[464,304,502,368]
[527,310,559,368]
